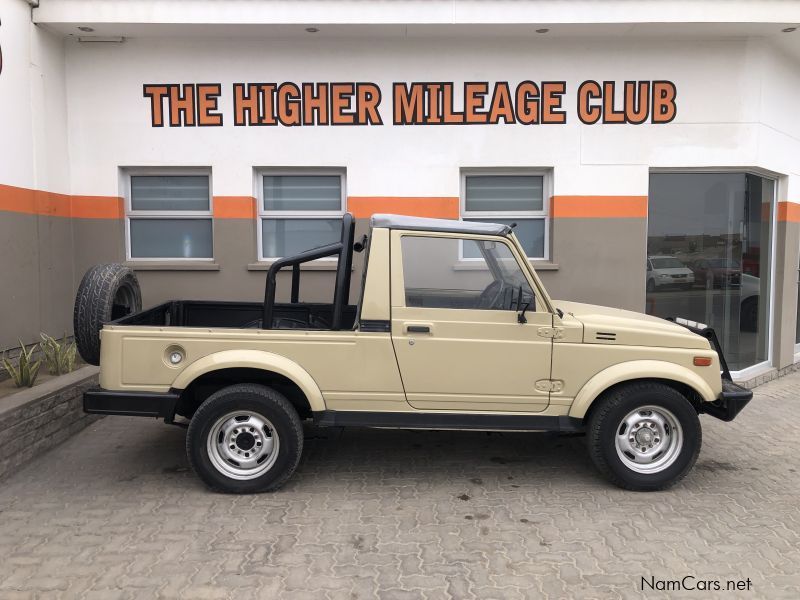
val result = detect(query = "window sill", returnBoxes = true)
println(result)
[452,260,559,271]
[125,261,220,271]
[247,260,341,272]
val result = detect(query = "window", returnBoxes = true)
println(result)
[461,172,548,259]
[402,235,534,311]
[126,172,213,260]
[257,171,345,259]
[646,172,774,373]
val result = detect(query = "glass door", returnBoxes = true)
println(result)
[646,172,774,374]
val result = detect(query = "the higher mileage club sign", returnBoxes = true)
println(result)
[143,80,677,128]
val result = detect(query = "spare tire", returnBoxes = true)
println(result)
[73,264,142,365]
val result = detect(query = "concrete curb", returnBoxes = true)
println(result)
[0,365,101,481]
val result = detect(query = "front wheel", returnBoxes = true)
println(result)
[186,383,304,493]
[587,382,701,491]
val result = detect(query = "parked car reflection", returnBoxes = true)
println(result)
[646,256,695,292]
[691,257,742,288]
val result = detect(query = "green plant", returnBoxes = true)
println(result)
[2,339,42,388]
[40,333,77,376]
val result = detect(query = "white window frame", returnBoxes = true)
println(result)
[255,168,346,261]
[124,167,214,262]
[460,169,551,261]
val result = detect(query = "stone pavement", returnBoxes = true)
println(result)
[0,374,799,600]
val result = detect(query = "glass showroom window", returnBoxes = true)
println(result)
[258,172,345,259]
[461,173,548,259]
[646,172,775,373]
[126,173,213,260]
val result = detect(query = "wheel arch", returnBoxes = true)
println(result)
[569,360,715,421]
[172,350,324,418]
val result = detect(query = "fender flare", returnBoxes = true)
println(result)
[171,349,326,412]
[568,360,717,420]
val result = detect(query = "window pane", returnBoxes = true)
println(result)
[464,219,545,258]
[646,172,773,371]
[402,235,533,311]
[130,176,209,211]
[263,175,342,211]
[262,218,341,258]
[465,175,543,212]
[129,218,213,258]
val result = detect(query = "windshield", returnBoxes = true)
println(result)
[651,257,686,269]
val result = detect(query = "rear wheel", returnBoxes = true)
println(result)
[186,384,303,493]
[587,382,701,491]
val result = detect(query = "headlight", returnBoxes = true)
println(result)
[659,274,670,278]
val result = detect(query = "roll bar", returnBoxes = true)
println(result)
[262,213,355,330]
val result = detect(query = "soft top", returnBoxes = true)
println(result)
[370,214,511,236]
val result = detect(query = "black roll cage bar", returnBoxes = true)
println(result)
[262,213,356,330]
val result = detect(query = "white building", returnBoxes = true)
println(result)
[1,0,800,381]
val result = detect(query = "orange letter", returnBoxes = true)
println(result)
[393,83,425,124]
[303,83,328,125]
[143,84,169,127]
[577,80,601,124]
[652,81,677,123]
[259,84,277,125]
[331,83,355,125]
[233,83,260,126]
[624,81,650,124]
[541,82,566,124]
[602,81,624,124]
[516,81,540,125]
[441,83,464,124]
[197,84,222,126]
[169,84,195,126]
[277,83,302,126]
[488,82,515,124]
[464,82,489,124]
[356,83,383,125]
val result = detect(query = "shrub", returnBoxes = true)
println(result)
[2,339,42,388]
[40,333,77,376]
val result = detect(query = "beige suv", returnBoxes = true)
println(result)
[75,213,751,493]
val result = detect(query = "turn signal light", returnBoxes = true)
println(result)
[693,357,713,367]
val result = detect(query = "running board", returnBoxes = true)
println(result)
[313,410,583,432]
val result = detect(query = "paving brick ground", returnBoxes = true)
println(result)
[0,374,799,599]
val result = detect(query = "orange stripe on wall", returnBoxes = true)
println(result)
[552,195,648,219]
[213,196,256,219]
[0,183,122,219]
[348,196,459,219]
[777,201,800,223]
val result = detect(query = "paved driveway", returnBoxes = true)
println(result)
[1,374,798,599]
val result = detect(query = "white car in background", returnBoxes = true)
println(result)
[646,256,695,292]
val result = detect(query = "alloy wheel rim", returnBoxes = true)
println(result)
[206,411,280,480]
[614,405,683,474]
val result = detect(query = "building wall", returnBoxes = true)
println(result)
[2,3,800,372]
[60,35,797,311]
[0,0,73,351]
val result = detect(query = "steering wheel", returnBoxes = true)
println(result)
[476,279,506,310]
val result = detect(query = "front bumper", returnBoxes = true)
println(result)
[84,387,178,421]
[700,380,753,422]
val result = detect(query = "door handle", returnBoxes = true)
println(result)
[406,324,432,333]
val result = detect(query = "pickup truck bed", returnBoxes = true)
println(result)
[114,300,358,331]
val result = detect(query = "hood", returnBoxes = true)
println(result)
[554,300,711,350]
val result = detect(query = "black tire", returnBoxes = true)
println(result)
[587,382,701,491]
[186,384,304,494]
[73,263,142,365]
[646,278,655,293]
